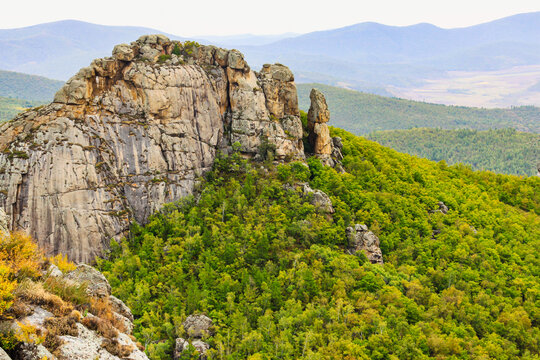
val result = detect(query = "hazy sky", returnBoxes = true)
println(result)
[2,0,540,36]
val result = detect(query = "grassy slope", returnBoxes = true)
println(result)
[297,83,540,134]
[368,128,539,176]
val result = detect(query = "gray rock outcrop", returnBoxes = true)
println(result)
[174,314,213,359]
[346,224,384,264]
[0,36,304,262]
[182,314,214,338]
[64,264,112,297]
[0,208,8,238]
[307,89,332,156]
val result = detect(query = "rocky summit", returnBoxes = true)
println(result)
[0,35,340,262]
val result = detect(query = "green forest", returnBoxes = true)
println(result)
[297,83,540,134]
[0,96,43,122]
[0,70,63,102]
[368,128,539,176]
[98,128,540,359]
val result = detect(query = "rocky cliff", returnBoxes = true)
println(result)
[0,36,311,262]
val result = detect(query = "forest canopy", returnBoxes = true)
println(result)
[99,128,540,359]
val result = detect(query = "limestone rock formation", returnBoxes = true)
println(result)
[346,224,384,264]
[307,89,332,155]
[0,36,304,262]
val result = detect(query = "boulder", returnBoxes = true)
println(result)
[174,338,209,360]
[346,224,384,264]
[303,184,334,214]
[429,201,449,215]
[182,314,214,338]
[64,264,111,297]
[112,44,135,61]
[46,264,63,278]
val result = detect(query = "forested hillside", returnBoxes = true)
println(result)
[368,128,539,176]
[99,129,540,359]
[297,83,540,134]
[0,70,63,101]
[0,96,43,122]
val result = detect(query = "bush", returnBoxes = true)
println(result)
[49,254,76,273]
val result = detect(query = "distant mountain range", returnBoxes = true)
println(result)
[296,83,540,134]
[1,13,540,106]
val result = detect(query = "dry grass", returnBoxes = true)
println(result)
[14,280,72,316]
[88,298,126,333]
[101,338,134,357]
[6,300,33,318]
[81,316,118,339]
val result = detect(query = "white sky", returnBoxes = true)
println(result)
[2,0,540,36]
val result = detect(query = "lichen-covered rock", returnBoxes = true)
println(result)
[303,184,334,214]
[347,224,384,264]
[46,264,63,278]
[109,295,134,322]
[182,314,214,338]
[64,264,111,297]
[0,36,304,262]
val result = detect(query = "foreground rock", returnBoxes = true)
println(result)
[3,265,145,360]
[346,224,384,264]
[0,36,305,262]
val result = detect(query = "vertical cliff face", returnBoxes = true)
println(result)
[0,35,305,262]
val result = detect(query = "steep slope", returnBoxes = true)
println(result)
[0,70,64,102]
[368,128,540,176]
[0,36,315,262]
[297,83,540,134]
[99,128,540,359]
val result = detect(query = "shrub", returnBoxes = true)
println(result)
[14,321,45,345]
[102,338,133,357]
[81,316,118,339]
[89,298,126,333]
[49,254,76,273]
[0,232,41,279]
[43,276,89,306]
[158,54,171,63]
